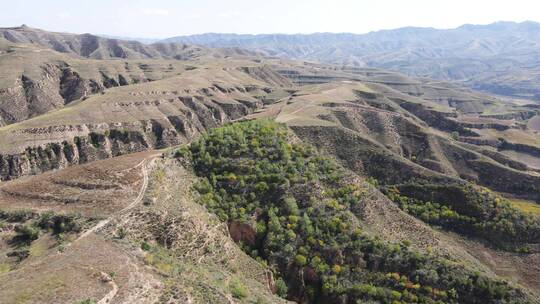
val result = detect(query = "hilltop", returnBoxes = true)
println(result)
[164,21,540,101]
[0,25,258,60]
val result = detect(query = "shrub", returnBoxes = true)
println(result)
[275,277,288,298]
[141,242,151,251]
[255,296,268,304]
[15,224,39,242]
[89,132,103,148]
[7,247,30,261]
[331,264,342,274]
[0,209,34,222]
[116,227,127,239]
[36,212,82,235]
[174,146,190,158]
[229,278,248,299]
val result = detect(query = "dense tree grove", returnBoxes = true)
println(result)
[177,120,531,303]
[383,183,540,251]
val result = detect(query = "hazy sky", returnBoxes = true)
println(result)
[1,0,539,38]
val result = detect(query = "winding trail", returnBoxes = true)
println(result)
[97,272,119,304]
[0,155,157,280]
[75,157,154,242]
[55,155,156,304]
[0,154,160,304]
[87,156,156,304]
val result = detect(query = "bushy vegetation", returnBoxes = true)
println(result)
[0,209,35,222]
[229,278,249,299]
[383,183,540,250]
[89,132,105,148]
[1,209,86,248]
[35,212,83,235]
[177,120,530,303]
[14,224,39,242]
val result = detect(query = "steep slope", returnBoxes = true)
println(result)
[171,120,540,303]
[0,38,197,125]
[0,57,294,180]
[164,21,540,100]
[0,32,264,126]
[238,61,540,201]
[1,56,538,204]
[0,151,287,303]
[3,121,537,303]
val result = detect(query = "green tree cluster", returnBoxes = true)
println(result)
[383,183,540,250]
[179,120,530,303]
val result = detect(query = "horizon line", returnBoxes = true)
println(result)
[1,19,538,41]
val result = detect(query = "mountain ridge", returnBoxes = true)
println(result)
[0,24,260,60]
[162,21,540,101]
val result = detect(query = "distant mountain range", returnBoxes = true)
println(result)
[97,34,160,45]
[163,21,540,101]
[0,24,257,60]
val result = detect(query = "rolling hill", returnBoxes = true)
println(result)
[164,21,540,101]
[0,26,261,125]
[0,26,539,303]
[0,25,258,60]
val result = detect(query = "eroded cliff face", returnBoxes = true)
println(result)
[0,62,165,125]
[0,38,208,126]
[0,65,65,125]
[0,93,257,180]
[290,124,540,202]
[2,55,539,202]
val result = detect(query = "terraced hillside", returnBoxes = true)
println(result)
[0,28,260,125]
[0,55,294,180]
[165,21,540,101]
[0,27,539,303]
[1,121,538,303]
[2,53,538,200]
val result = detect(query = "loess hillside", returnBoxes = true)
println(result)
[0,26,539,303]
[165,21,540,101]
[0,26,259,125]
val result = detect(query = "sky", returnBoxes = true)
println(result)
[1,0,540,38]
